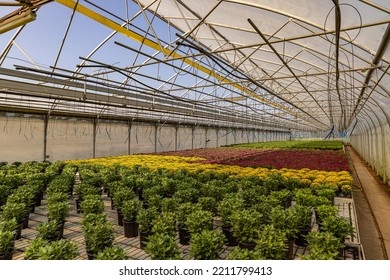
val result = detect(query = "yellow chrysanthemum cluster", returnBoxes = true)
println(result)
[69,154,353,187]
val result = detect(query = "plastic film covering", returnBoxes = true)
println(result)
[0,114,44,162]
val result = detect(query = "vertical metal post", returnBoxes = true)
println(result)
[175,125,179,151]
[216,127,219,147]
[128,120,132,155]
[154,124,158,153]
[226,128,229,146]
[205,127,208,148]
[43,115,49,162]
[191,126,195,149]
[92,118,97,158]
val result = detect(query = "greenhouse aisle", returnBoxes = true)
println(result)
[347,146,390,260]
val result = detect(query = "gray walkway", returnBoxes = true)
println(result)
[347,146,390,260]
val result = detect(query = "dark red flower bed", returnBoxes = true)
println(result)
[158,148,350,172]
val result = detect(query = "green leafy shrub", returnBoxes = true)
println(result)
[189,230,225,260]
[145,233,181,260]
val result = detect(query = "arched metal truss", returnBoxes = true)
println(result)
[0,0,389,135]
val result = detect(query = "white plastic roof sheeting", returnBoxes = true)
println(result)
[0,0,389,134]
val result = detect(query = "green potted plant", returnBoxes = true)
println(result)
[47,201,70,225]
[25,238,78,260]
[152,212,176,237]
[145,233,181,260]
[80,196,104,215]
[0,231,15,260]
[122,199,143,238]
[189,229,225,260]
[255,224,288,260]
[293,205,313,246]
[24,238,49,260]
[176,203,201,245]
[0,218,18,236]
[1,202,27,238]
[161,197,180,213]
[227,247,265,260]
[230,209,261,250]
[136,206,159,249]
[302,231,343,260]
[197,196,217,214]
[47,192,69,204]
[320,215,355,243]
[185,210,213,236]
[0,184,9,208]
[95,245,128,260]
[269,189,292,209]
[315,204,338,228]
[113,187,136,226]
[217,196,245,246]
[37,220,64,241]
[82,221,115,259]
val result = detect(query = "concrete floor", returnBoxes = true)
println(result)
[346,145,390,260]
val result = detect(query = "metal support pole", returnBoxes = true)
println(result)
[127,120,132,155]
[175,125,179,151]
[205,127,208,148]
[154,124,158,153]
[92,118,97,159]
[216,127,219,147]
[43,115,49,162]
[191,126,195,149]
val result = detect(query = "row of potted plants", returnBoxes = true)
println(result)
[0,161,63,260]
[80,164,355,260]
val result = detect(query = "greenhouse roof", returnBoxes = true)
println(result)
[0,0,389,134]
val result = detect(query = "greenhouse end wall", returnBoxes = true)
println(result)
[0,113,290,163]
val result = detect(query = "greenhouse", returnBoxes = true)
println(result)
[0,0,389,261]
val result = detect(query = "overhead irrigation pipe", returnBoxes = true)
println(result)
[247,18,331,125]
[331,0,346,130]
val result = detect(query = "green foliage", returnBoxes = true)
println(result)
[80,197,104,215]
[269,207,299,239]
[47,201,70,223]
[302,231,343,260]
[46,192,69,204]
[121,199,143,222]
[152,212,176,237]
[82,221,115,255]
[227,247,265,260]
[185,210,213,235]
[112,187,136,211]
[294,205,312,229]
[189,230,225,260]
[161,197,180,213]
[0,231,14,255]
[176,202,201,228]
[217,195,245,227]
[136,207,159,233]
[1,202,27,223]
[320,216,355,241]
[255,224,288,260]
[37,220,62,241]
[229,140,343,150]
[95,246,128,260]
[25,238,78,260]
[145,233,181,260]
[0,218,18,233]
[197,196,217,213]
[315,205,338,223]
[230,209,261,243]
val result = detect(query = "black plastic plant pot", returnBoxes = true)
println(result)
[123,220,139,238]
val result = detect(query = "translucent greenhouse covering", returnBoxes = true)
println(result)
[0,1,389,183]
